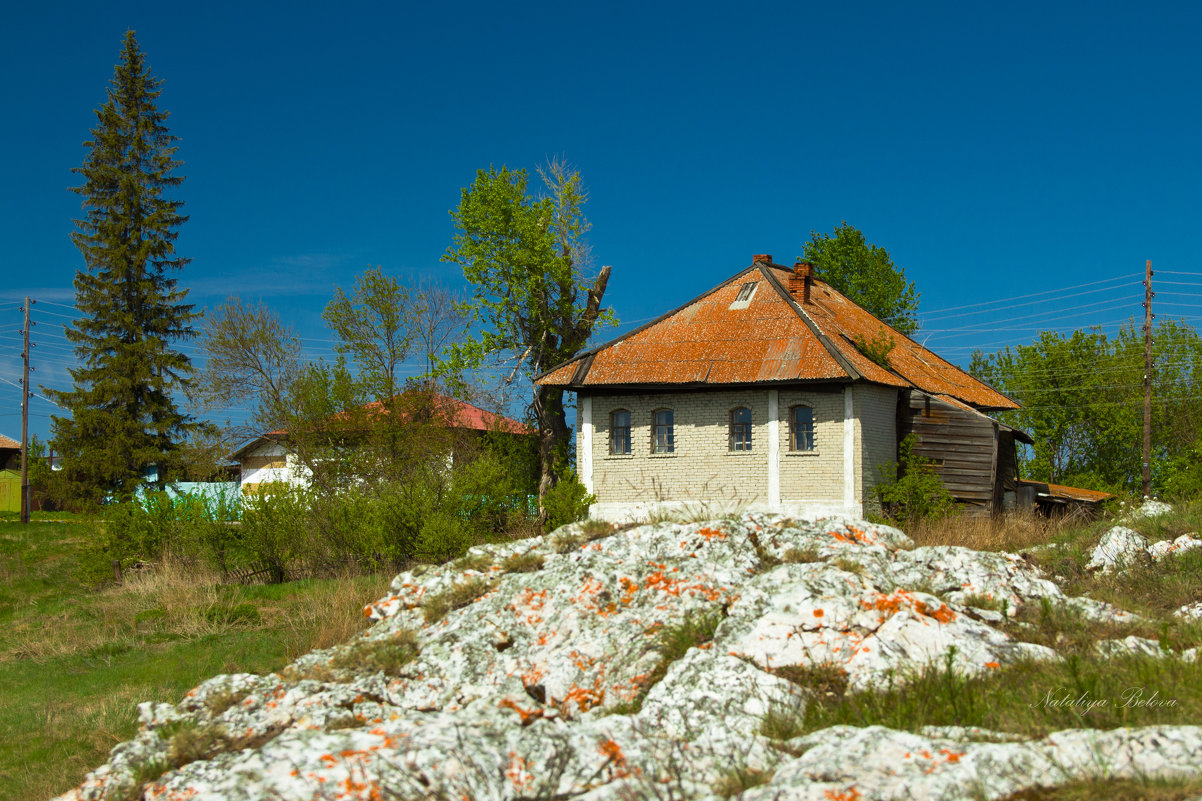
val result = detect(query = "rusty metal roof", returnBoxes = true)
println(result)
[537,258,1019,411]
[1021,480,1115,504]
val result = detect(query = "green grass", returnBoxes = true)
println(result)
[997,776,1202,801]
[0,519,392,801]
[761,649,1202,743]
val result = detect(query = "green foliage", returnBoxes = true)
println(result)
[852,327,896,368]
[323,267,411,407]
[970,320,1202,494]
[87,489,241,581]
[541,469,596,531]
[193,298,303,439]
[444,160,615,497]
[48,31,199,505]
[875,434,956,524]
[802,221,920,336]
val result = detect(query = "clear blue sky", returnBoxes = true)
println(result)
[3,1,1201,443]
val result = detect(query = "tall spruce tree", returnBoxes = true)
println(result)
[49,30,198,504]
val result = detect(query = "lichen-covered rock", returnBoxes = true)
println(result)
[54,514,1193,801]
[1121,498,1174,521]
[740,724,1202,801]
[1085,526,1151,573]
[1148,533,1202,562]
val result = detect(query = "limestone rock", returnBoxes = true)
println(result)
[1085,526,1150,573]
[1148,534,1202,562]
[52,513,1192,801]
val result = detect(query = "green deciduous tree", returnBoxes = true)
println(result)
[444,161,614,501]
[194,297,304,441]
[48,30,198,504]
[802,222,920,336]
[323,267,412,409]
[970,319,1202,495]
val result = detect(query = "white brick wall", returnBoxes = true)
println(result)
[238,441,308,494]
[854,384,900,516]
[579,385,898,521]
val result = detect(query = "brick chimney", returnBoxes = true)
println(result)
[790,260,812,304]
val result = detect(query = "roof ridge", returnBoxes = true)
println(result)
[757,265,863,382]
[532,263,764,384]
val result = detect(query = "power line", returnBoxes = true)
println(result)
[919,281,1142,323]
[918,273,1140,317]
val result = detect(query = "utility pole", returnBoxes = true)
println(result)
[1142,260,1153,499]
[19,297,34,524]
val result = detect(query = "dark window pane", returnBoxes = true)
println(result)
[791,406,814,451]
[730,407,752,451]
[610,410,631,454]
[654,409,674,453]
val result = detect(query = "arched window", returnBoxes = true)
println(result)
[610,409,631,455]
[729,407,752,451]
[790,405,815,451]
[652,409,675,453]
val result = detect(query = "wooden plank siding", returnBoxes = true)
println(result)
[898,390,1000,512]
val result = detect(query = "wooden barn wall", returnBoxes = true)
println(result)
[898,391,997,508]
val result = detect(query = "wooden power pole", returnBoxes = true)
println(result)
[19,297,34,524]
[1142,260,1153,499]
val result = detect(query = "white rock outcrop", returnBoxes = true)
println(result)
[1121,498,1174,522]
[1085,525,1150,572]
[53,514,1199,801]
[1148,533,1202,562]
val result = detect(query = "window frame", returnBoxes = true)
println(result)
[789,404,815,451]
[729,406,753,451]
[609,409,632,455]
[651,408,675,454]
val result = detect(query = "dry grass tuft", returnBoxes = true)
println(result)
[278,572,395,660]
[423,578,493,624]
[906,511,1079,552]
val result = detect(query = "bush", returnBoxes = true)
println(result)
[875,434,956,524]
[542,470,596,531]
[84,488,241,582]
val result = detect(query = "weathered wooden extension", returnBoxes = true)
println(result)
[899,390,1032,516]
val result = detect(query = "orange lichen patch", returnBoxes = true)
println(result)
[915,600,957,623]
[861,590,957,624]
[823,788,862,801]
[697,527,727,541]
[813,608,825,618]
[985,661,1000,669]
[940,748,964,763]
[598,738,627,767]
[505,751,534,788]
[562,677,606,714]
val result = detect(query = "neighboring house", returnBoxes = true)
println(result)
[0,435,20,513]
[232,392,531,494]
[536,254,1038,522]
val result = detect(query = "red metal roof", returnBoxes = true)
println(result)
[537,259,1019,411]
[232,393,530,460]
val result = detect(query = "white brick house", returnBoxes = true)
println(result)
[536,255,1023,522]
[230,393,531,495]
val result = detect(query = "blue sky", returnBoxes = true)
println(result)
[3,1,1201,443]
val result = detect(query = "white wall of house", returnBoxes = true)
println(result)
[238,441,309,495]
[578,385,899,522]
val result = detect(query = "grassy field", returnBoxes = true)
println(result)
[0,518,392,801]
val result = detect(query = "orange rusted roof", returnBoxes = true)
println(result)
[1041,482,1115,504]
[537,258,1018,411]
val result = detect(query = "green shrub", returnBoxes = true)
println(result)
[853,327,896,368]
[875,434,956,524]
[543,470,596,532]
